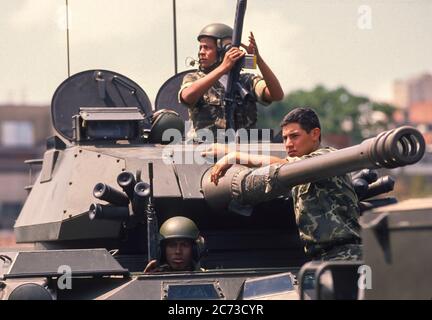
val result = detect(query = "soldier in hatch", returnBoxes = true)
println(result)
[144,216,206,272]
[202,108,362,261]
[179,23,284,138]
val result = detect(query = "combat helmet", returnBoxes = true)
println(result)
[148,109,184,144]
[159,216,206,262]
[197,23,233,68]
[198,23,233,43]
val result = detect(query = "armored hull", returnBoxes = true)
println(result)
[1,69,430,300]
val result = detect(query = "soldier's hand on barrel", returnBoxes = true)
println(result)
[210,153,236,185]
[221,47,245,72]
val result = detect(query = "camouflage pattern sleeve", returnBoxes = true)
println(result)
[252,76,271,106]
[239,73,271,106]
[178,72,204,106]
[233,164,292,206]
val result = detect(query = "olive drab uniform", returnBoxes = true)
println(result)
[288,147,362,261]
[234,147,362,261]
[146,262,205,273]
[178,71,269,137]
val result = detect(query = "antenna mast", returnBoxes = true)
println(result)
[172,0,178,75]
[66,0,71,77]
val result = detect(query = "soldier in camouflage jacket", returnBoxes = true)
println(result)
[203,108,362,261]
[179,23,284,138]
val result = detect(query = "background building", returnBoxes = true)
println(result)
[391,72,432,199]
[393,73,432,109]
[0,104,52,231]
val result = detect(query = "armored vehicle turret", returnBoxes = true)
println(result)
[0,69,429,300]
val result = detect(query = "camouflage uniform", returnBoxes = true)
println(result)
[288,147,362,261]
[235,147,362,261]
[178,71,269,137]
[147,263,174,273]
[146,262,205,273]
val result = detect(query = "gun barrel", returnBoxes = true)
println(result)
[202,126,425,212]
[88,203,129,221]
[231,0,247,47]
[132,182,150,215]
[360,176,395,200]
[352,178,369,199]
[93,183,130,207]
[145,162,158,262]
[352,169,378,183]
[277,126,424,187]
[117,171,136,200]
[225,0,248,129]
[147,211,158,261]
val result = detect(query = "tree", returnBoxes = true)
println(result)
[257,85,396,144]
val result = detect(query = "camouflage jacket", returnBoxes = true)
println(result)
[287,147,361,258]
[145,262,205,273]
[178,70,269,137]
[235,147,361,260]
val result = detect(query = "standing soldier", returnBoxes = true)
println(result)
[179,23,284,138]
[203,108,362,261]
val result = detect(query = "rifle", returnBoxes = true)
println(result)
[224,0,248,130]
[133,163,159,263]
[145,162,159,262]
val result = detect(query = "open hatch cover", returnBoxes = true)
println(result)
[51,69,152,141]
[155,69,196,122]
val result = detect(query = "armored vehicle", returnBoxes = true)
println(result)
[0,67,430,300]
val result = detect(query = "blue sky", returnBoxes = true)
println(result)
[1,0,431,106]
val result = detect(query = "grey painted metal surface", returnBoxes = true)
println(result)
[1,67,430,300]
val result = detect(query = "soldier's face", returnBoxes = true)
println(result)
[165,238,194,271]
[282,123,321,157]
[199,37,218,69]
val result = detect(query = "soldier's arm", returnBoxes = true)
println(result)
[243,32,284,102]
[180,47,245,106]
[210,151,286,185]
[257,57,284,102]
[201,143,238,158]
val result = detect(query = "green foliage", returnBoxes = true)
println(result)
[257,85,397,143]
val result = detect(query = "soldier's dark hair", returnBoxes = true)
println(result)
[280,107,321,141]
